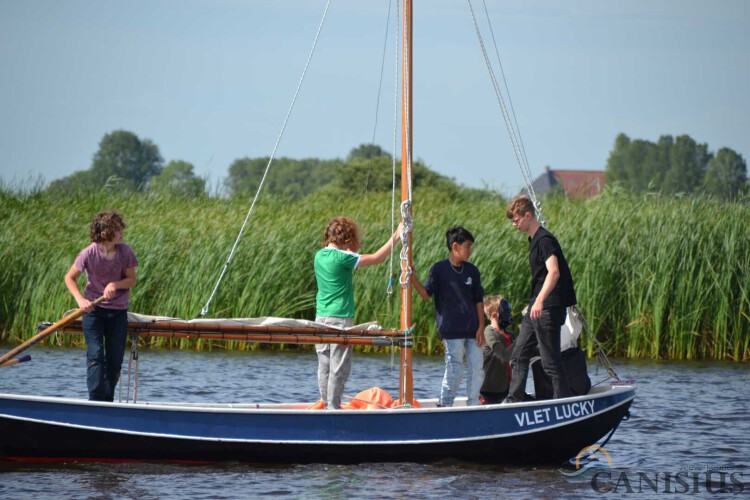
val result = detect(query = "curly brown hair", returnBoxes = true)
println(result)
[90,210,126,243]
[322,216,360,248]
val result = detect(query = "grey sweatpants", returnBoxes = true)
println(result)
[315,316,354,409]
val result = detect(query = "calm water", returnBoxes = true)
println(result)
[0,346,748,498]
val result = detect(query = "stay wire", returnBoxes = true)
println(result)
[467,0,544,225]
[481,0,533,193]
[358,0,399,304]
[388,0,401,303]
[198,0,333,317]
[364,0,394,197]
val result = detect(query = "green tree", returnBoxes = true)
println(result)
[224,157,339,199]
[624,139,657,192]
[48,130,164,194]
[662,135,710,194]
[149,160,206,197]
[334,155,458,194]
[225,157,267,197]
[47,169,99,195]
[334,155,395,192]
[90,130,164,190]
[704,148,747,199]
[337,143,461,193]
[606,134,661,192]
[347,143,390,161]
[647,135,674,189]
[224,145,462,198]
[606,133,719,195]
[605,133,630,186]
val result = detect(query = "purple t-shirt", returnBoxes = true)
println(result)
[74,243,138,310]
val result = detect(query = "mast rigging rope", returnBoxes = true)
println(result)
[198,0,333,317]
[467,0,545,225]
[388,0,401,300]
[361,0,400,301]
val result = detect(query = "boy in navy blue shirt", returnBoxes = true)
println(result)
[413,226,485,406]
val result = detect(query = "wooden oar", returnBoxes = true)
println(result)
[0,354,31,368]
[0,296,106,369]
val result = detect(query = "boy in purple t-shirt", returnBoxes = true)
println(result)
[64,210,138,401]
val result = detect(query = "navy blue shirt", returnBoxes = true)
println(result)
[528,227,577,308]
[423,259,484,339]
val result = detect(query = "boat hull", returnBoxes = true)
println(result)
[0,386,634,464]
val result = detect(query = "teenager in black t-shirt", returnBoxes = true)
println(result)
[503,195,575,402]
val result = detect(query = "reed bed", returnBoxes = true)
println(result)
[1,186,748,360]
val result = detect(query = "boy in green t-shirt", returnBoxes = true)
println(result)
[314,216,401,409]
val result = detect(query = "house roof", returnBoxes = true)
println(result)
[529,168,605,198]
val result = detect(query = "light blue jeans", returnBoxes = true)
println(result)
[440,337,484,407]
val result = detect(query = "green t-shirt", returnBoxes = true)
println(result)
[314,247,360,318]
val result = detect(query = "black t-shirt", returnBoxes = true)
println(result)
[528,227,577,308]
[423,259,484,339]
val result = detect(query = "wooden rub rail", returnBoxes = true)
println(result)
[57,320,412,347]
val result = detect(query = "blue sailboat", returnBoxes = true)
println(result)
[0,0,634,465]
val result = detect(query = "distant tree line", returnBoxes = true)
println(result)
[46,131,462,199]
[46,129,747,201]
[48,130,207,197]
[223,144,460,198]
[606,133,747,198]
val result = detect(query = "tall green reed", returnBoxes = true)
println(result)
[1,186,748,360]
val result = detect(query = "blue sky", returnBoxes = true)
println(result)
[1,0,748,194]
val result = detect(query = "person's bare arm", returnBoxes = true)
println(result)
[411,272,430,301]
[475,302,486,346]
[64,265,93,311]
[103,267,137,299]
[358,223,402,268]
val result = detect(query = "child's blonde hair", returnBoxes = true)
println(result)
[483,295,504,319]
[484,294,514,328]
[322,216,361,248]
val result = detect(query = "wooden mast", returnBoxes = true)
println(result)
[398,0,414,406]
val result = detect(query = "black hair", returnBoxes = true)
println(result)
[498,298,513,329]
[445,226,474,251]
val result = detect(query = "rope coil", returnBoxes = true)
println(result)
[399,200,413,288]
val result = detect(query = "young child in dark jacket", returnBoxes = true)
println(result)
[480,296,515,405]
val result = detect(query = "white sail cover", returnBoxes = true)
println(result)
[125,312,382,332]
